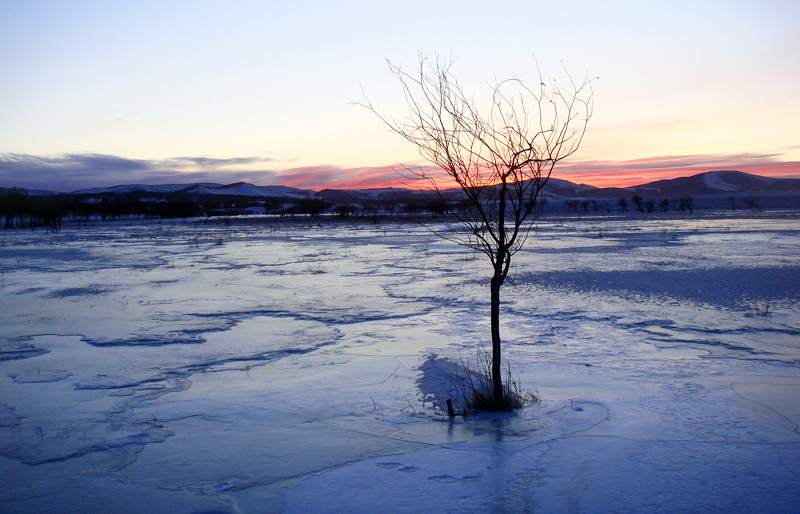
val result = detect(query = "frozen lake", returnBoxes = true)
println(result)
[1,212,799,513]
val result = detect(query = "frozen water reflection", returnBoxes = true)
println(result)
[1,213,799,513]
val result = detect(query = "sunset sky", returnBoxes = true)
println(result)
[1,0,798,191]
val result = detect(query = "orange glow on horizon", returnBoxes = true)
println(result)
[269,164,459,191]
[268,159,799,191]
[553,161,800,189]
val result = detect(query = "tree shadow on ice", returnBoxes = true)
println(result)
[417,355,540,440]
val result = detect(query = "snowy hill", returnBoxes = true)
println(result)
[423,177,600,203]
[631,170,798,197]
[214,182,310,198]
[73,182,311,198]
[545,177,598,195]
[72,183,225,195]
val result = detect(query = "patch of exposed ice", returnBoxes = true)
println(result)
[1,215,799,513]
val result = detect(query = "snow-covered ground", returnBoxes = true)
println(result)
[1,212,799,513]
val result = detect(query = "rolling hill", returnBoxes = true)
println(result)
[4,170,799,217]
[51,170,797,201]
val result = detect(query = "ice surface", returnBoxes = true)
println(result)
[1,213,799,513]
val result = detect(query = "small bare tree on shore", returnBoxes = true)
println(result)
[360,55,593,409]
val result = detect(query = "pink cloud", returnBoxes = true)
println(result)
[267,164,449,190]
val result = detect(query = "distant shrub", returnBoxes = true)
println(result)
[743,196,762,212]
[334,204,358,217]
[678,197,694,213]
[746,300,771,317]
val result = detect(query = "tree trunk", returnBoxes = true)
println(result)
[490,273,503,405]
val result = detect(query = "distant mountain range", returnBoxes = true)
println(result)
[56,169,800,200]
[68,182,311,198]
[5,170,800,214]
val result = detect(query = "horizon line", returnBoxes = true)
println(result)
[1,152,798,193]
[3,166,799,195]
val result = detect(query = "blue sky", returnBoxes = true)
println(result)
[1,0,798,191]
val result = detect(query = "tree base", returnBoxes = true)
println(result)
[455,348,537,413]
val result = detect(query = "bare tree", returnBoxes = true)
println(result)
[360,55,593,409]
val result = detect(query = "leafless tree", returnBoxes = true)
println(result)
[359,55,593,409]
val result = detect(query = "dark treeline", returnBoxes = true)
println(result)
[1,189,207,231]
[281,198,459,221]
[3,187,775,232]
[564,195,695,214]
[0,189,459,231]
[2,189,67,231]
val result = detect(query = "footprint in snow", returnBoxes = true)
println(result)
[377,462,419,473]
[377,462,403,469]
[427,475,481,483]
[428,475,460,483]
